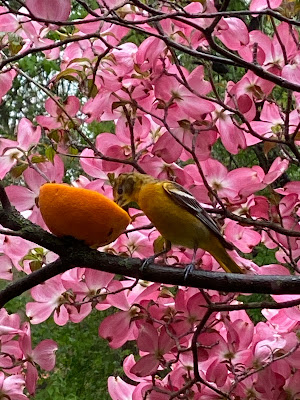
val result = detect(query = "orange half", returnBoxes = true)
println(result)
[39,183,130,247]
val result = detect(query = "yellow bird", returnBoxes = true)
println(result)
[113,172,244,274]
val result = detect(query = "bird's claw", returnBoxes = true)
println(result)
[183,263,195,283]
[140,256,155,274]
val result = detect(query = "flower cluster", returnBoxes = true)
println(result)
[0,0,300,398]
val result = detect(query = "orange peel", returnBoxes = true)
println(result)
[39,183,130,247]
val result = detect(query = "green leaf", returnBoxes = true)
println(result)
[153,235,165,254]
[55,68,79,82]
[34,247,46,256]
[69,146,79,155]
[10,164,28,178]
[45,146,56,163]
[9,41,23,55]
[112,101,129,110]
[31,155,47,163]
[48,130,60,143]
[87,79,98,98]
[30,260,43,271]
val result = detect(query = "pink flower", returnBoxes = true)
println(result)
[98,280,140,349]
[228,72,274,122]
[130,323,175,377]
[99,281,160,349]
[250,0,283,11]
[224,220,261,253]
[0,372,27,400]
[36,96,80,130]
[26,0,71,22]
[0,118,41,179]
[26,275,72,325]
[246,102,298,146]
[19,322,57,395]
[5,155,64,228]
[0,7,19,32]
[115,230,158,258]
[0,254,13,280]
[61,268,114,321]
[108,376,135,400]
[153,65,214,127]
[215,17,249,51]
[173,289,213,339]
[213,105,246,154]
[0,70,16,104]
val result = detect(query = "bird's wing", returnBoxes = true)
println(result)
[162,181,233,250]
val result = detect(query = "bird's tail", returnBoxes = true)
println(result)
[209,241,244,274]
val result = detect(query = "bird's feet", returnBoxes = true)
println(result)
[183,263,195,283]
[140,255,156,274]
[140,248,169,275]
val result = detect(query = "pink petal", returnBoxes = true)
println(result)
[26,0,71,21]
[54,305,70,326]
[263,157,289,184]
[152,132,182,163]
[25,362,38,395]
[80,149,108,179]
[0,70,15,103]
[206,359,228,387]
[5,185,35,211]
[186,65,212,95]
[282,64,300,85]
[17,118,41,150]
[32,339,58,370]
[217,117,246,154]
[98,311,133,349]
[158,327,175,354]
[108,376,135,400]
[84,269,114,291]
[195,130,217,161]
[0,255,13,281]
[2,374,26,395]
[250,0,283,11]
[137,323,158,353]
[26,302,55,324]
[154,75,179,102]
[64,96,80,116]
[130,354,159,377]
[123,355,146,383]
[216,17,249,50]
[30,276,65,302]
[35,116,61,130]
[0,7,19,31]
[0,155,16,179]
[260,102,283,124]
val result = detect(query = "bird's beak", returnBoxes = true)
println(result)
[115,197,129,211]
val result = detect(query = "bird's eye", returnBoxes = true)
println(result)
[117,187,123,195]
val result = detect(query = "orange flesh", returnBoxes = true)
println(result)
[39,183,130,247]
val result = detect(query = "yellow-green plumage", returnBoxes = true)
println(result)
[113,173,244,274]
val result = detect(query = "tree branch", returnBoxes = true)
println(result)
[2,182,300,309]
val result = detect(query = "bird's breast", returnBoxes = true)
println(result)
[138,183,210,249]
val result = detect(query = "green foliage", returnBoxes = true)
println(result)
[212,140,259,169]
[238,293,270,324]
[88,121,116,136]
[252,244,278,266]
[34,311,126,400]
[238,245,277,323]
[288,163,300,181]
[6,294,131,400]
